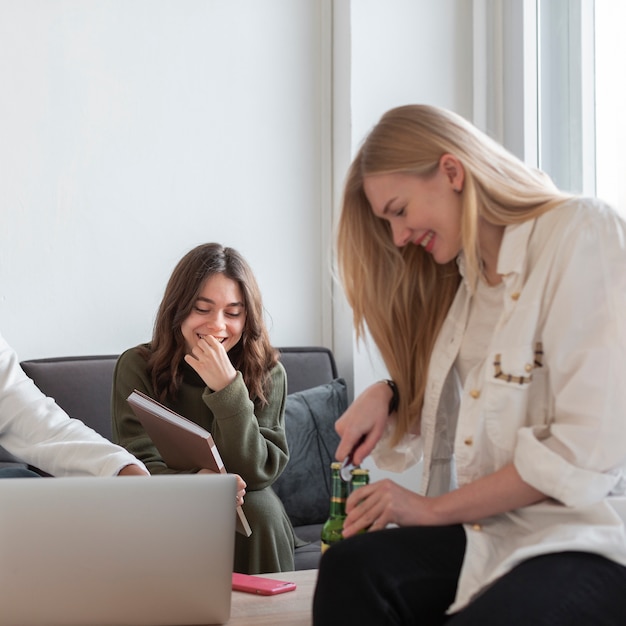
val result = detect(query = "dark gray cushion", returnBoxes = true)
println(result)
[273,378,346,526]
[20,356,118,440]
[278,347,337,394]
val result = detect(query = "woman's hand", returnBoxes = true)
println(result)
[198,468,247,507]
[342,464,547,538]
[235,473,247,507]
[184,335,237,391]
[335,381,394,466]
[117,464,150,476]
[342,479,435,537]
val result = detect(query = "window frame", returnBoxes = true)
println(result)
[475,0,596,196]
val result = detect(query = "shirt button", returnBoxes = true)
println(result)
[471,523,482,531]
[511,292,521,301]
[469,389,480,399]
[525,363,533,372]
[464,436,473,446]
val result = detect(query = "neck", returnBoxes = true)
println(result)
[478,219,505,285]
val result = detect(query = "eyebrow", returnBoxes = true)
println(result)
[381,196,399,216]
[196,297,244,308]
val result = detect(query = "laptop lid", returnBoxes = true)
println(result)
[0,474,236,626]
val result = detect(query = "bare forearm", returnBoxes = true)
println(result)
[429,463,546,525]
[344,463,547,537]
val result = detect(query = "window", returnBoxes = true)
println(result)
[537,0,595,196]
[537,0,625,218]
[594,0,626,218]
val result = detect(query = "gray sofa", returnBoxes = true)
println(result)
[19,346,346,571]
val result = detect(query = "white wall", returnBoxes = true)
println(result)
[0,0,475,367]
[0,0,329,360]
[1,0,477,489]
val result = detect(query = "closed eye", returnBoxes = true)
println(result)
[394,207,406,217]
[193,307,242,318]
[378,207,405,224]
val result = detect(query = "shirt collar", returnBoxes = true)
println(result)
[496,218,537,277]
[456,217,537,282]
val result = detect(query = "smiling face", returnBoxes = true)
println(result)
[180,273,246,355]
[362,155,465,265]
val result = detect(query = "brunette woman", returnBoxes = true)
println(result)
[112,243,296,574]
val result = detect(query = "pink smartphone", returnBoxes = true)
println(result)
[232,572,297,595]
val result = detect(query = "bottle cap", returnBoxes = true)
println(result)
[351,468,369,475]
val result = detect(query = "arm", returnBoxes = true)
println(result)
[514,204,626,506]
[182,334,289,488]
[343,462,544,537]
[334,380,396,466]
[204,363,289,490]
[0,334,147,477]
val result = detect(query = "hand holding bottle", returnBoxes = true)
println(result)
[342,479,427,538]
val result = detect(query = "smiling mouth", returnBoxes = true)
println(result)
[416,230,435,248]
[197,334,226,343]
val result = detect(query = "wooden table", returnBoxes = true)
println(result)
[227,569,318,625]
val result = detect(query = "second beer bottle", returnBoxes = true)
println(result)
[320,462,370,552]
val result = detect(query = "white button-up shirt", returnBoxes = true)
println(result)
[372,198,626,612]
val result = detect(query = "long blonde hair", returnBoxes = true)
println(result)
[337,105,570,443]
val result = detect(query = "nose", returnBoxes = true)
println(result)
[206,311,226,331]
[391,223,411,248]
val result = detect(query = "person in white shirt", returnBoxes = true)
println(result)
[0,332,148,478]
[313,104,626,625]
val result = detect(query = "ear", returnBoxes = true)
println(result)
[440,154,465,192]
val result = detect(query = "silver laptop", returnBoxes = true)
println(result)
[0,474,236,626]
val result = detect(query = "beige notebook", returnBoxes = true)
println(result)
[127,389,252,537]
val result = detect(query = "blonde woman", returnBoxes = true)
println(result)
[313,105,626,625]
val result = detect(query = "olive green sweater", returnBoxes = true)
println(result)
[111,345,296,574]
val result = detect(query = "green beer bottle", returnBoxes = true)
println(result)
[350,467,370,490]
[350,467,370,535]
[320,462,349,553]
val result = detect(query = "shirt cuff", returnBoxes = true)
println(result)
[372,419,423,472]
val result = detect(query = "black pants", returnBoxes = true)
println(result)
[312,525,626,626]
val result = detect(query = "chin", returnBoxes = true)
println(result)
[432,249,457,265]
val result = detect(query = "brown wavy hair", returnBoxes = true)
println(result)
[142,243,278,405]
[337,104,571,444]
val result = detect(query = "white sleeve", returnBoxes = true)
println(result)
[371,417,423,471]
[514,205,626,507]
[0,333,146,477]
